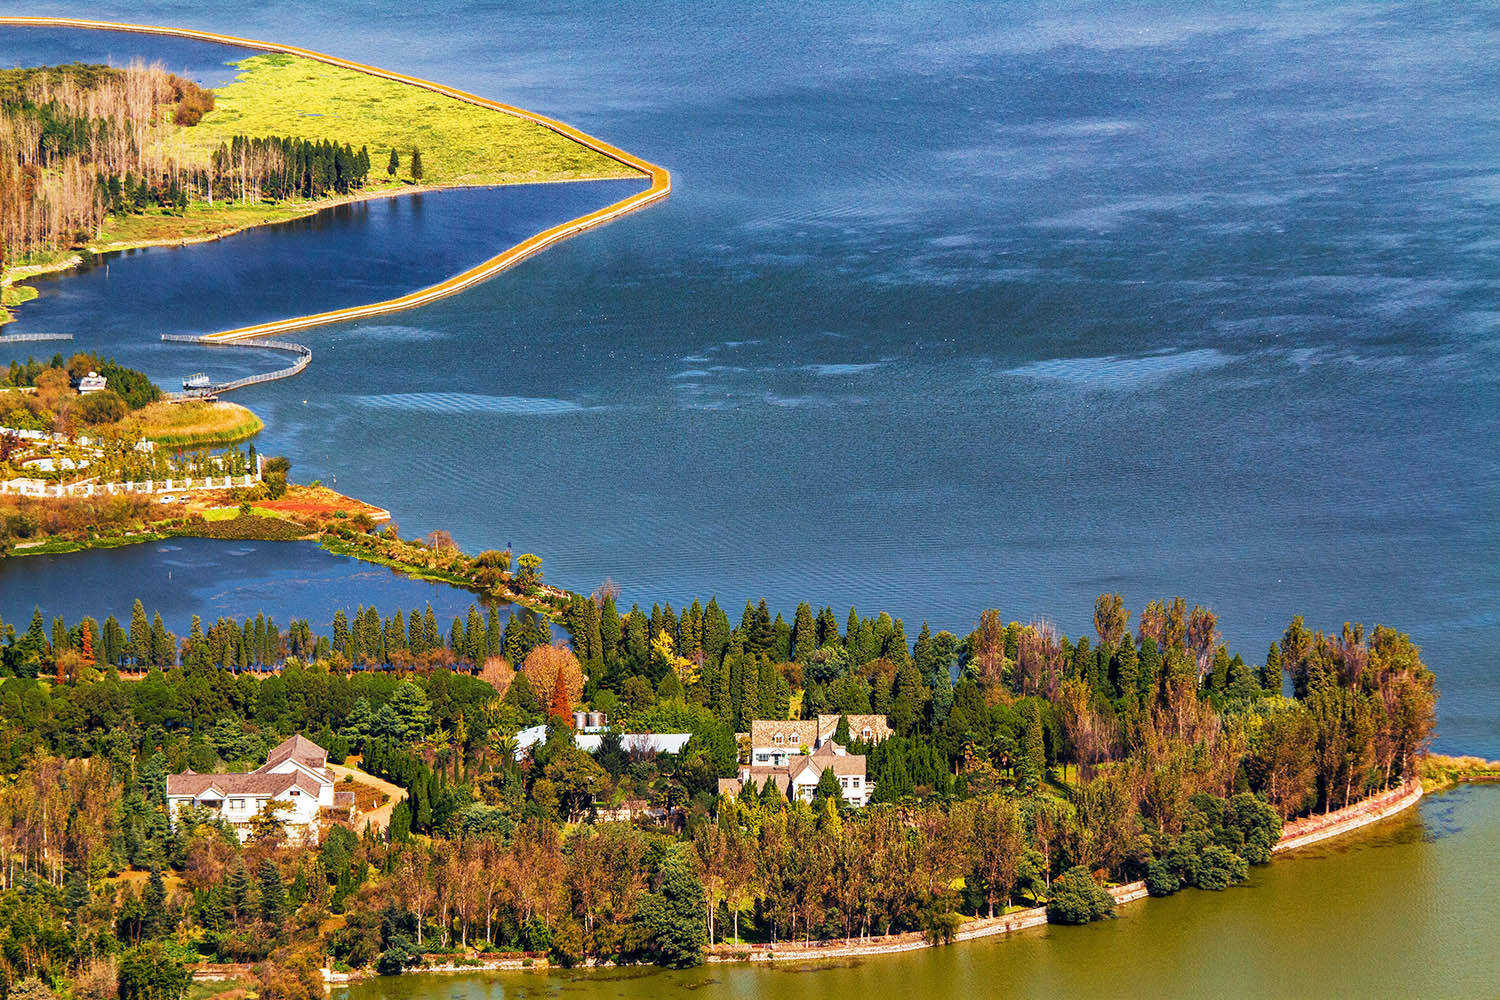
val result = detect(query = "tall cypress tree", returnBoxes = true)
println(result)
[387,148,399,176]
[793,602,816,662]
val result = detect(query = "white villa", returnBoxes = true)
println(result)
[747,714,893,767]
[166,734,352,844]
[721,740,873,807]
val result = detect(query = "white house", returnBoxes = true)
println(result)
[721,741,872,807]
[747,714,893,768]
[513,720,693,761]
[166,734,352,844]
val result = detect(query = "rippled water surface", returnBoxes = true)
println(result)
[0,4,1495,754]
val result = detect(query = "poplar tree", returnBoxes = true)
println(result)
[387,148,399,176]
[409,147,423,181]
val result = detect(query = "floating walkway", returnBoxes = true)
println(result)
[0,15,672,356]
[160,335,311,398]
[0,333,73,344]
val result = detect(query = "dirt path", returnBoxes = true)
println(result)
[329,762,406,833]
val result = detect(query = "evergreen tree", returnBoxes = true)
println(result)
[600,595,622,667]
[793,602,816,662]
[387,148,399,176]
[1019,704,1045,792]
[142,868,167,938]
[258,858,286,925]
[487,606,503,659]
[633,849,706,968]
[129,600,150,666]
[409,147,423,181]
[1261,641,1282,695]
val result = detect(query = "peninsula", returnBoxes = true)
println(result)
[0,15,669,347]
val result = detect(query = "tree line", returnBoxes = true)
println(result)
[0,584,1437,990]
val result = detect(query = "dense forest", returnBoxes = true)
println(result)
[0,574,1436,993]
[0,62,375,264]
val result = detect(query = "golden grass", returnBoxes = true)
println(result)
[176,53,640,186]
[123,399,264,445]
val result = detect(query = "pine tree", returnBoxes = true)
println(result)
[792,602,815,662]
[142,868,167,938]
[129,600,149,666]
[229,861,252,920]
[487,606,502,659]
[258,859,286,925]
[1261,641,1282,695]
[409,147,423,181]
[387,148,399,177]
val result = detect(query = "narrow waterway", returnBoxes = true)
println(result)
[0,538,514,633]
[340,786,1500,1000]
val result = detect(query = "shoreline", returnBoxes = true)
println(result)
[293,777,1430,985]
[0,15,671,346]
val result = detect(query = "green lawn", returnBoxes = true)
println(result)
[177,53,640,186]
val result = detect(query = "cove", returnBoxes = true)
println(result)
[0,538,520,634]
[338,786,1500,1000]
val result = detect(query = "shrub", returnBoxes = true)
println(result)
[1185,845,1248,891]
[1046,866,1114,925]
[1145,858,1181,897]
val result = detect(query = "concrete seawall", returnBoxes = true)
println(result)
[0,15,671,346]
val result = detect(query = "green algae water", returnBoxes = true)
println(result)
[340,787,1500,1000]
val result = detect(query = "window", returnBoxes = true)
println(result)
[862,727,873,739]
[773,733,784,745]
[852,778,861,788]
[756,753,769,763]
[230,799,244,809]
[841,777,849,788]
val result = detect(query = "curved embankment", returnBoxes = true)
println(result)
[0,16,671,345]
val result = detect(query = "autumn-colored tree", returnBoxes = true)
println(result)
[478,656,514,698]
[521,643,583,710]
[550,668,573,722]
[1093,593,1129,646]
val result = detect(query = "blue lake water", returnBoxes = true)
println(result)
[0,537,516,634]
[0,5,1495,754]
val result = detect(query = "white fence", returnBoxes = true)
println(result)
[0,471,261,498]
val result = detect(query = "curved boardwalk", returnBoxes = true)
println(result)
[0,16,671,344]
[160,335,311,397]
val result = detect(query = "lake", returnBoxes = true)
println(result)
[0,2,1494,764]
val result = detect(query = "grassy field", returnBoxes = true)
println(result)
[92,200,318,248]
[123,400,265,446]
[179,53,639,186]
[0,281,37,323]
